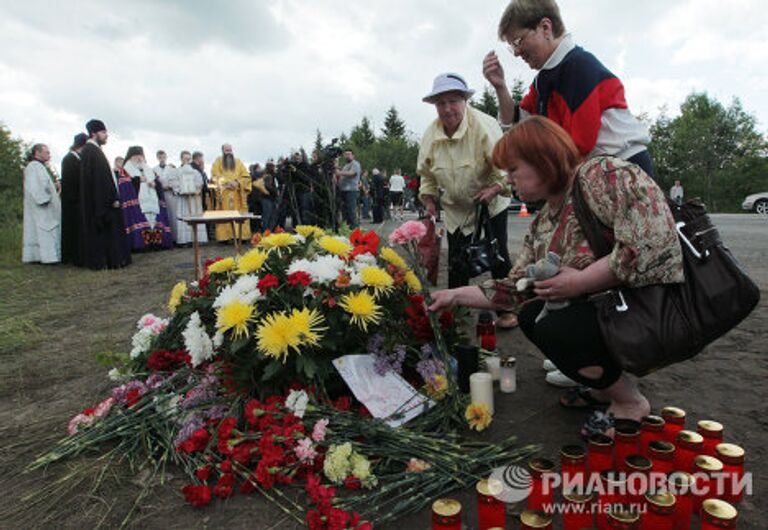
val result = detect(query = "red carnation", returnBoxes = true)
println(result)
[344,475,362,490]
[255,459,276,490]
[217,417,239,455]
[182,484,212,507]
[333,396,352,412]
[257,274,280,293]
[288,271,312,287]
[244,399,266,426]
[232,441,257,465]
[178,427,211,453]
[195,465,211,481]
[213,473,235,499]
[439,310,455,329]
[125,387,143,408]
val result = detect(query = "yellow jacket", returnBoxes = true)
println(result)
[417,106,511,235]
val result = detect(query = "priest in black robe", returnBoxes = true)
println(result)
[79,119,131,270]
[60,132,87,265]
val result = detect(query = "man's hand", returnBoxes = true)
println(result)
[427,289,456,312]
[482,51,507,90]
[473,183,501,204]
[422,195,437,218]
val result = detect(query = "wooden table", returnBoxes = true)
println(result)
[180,211,259,279]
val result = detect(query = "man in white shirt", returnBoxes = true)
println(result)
[388,169,406,219]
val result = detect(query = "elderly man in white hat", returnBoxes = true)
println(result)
[417,73,517,328]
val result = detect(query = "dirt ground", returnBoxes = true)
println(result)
[0,213,766,529]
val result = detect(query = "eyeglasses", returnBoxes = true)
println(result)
[506,28,534,52]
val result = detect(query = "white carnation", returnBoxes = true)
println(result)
[130,327,154,358]
[286,389,309,418]
[182,311,215,367]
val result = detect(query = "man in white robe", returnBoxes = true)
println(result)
[173,151,208,245]
[154,150,180,240]
[22,144,61,263]
[124,147,160,228]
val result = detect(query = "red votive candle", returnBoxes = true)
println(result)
[697,420,724,457]
[527,457,556,512]
[563,490,594,530]
[588,434,614,477]
[661,407,686,443]
[716,443,746,504]
[476,311,496,351]
[606,505,640,530]
[597,471,627,530]
[640,415,665,457]
[520,509,553,530]
[693,455,724,513]
[476,479,505,530]
[614,424,641,474]
[642,492,675,530]
[701,499,738,530]
[560,444,587,492]
[648,440,676,475]
[667,471,694,530]
[674,430,704,473]
[431,498,462,530]
[624,455,652,507]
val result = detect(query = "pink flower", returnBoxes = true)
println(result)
[311,418,329,442]
[67,413,95,436]
[388,220,427,245]
[93,397,114,419]
[294,437,318,464]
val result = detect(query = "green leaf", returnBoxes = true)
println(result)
[260,359,283,382]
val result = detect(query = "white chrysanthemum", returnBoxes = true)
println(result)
[213,274,262,308]
[286,389,309,418]
[183,311,215,367]
[352,253,377,268]
[288,255,346,284]
[213,331,224,348]
[107,367,131,382]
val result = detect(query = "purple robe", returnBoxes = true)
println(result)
[118,168,174,251]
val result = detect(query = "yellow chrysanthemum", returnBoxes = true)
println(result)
[167,281,187,314]
[404,270,422,293]
[256,311,302,361]
[289,307,327,347]
[339,290,382,332]
[360,266,394,297]
[424,374,448,400]
[295,225,326,239]
[216,299,256,338]
[379,246,407,270]
[465,402,493,432]
[236,249,269,275]
[318,236,352,258]
[208,257,236,274]
[258,232,297,252]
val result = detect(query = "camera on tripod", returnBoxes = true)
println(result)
[317,138,343,164]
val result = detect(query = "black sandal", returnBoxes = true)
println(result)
[559,386,610,410]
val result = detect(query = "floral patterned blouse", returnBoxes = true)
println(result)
[482,156,684,311]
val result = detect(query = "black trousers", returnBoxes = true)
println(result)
[518,299,622,389]
[447,209,511,289]
[627,150,654,180]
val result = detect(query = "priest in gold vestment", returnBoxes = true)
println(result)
[210,143,252,241]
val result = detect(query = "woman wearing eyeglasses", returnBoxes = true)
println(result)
[482,0,653,178]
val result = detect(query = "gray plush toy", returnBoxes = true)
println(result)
[515,251,570,322]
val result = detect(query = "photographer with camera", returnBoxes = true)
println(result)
[418,72,517,328]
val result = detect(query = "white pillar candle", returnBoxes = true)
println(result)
[484,355,501,381]
[500,357,517,393]
[469,372,494,414]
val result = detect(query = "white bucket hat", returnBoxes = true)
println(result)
[422,72,475,103]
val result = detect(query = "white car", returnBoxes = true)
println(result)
[742,192,768,214]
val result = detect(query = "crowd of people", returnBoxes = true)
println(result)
[22,123,420,269]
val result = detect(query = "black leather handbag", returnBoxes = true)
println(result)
[572,178,760,376]
[464,203,506,278]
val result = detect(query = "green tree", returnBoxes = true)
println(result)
[313,129,324,154]
[349,116,376,149]
[648,93,768,211]
[510,77,526,101]
[380,106,407,141]
[0,123,26,262]
[470,86,498,117]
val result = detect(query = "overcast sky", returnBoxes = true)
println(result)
[2,0,767,171]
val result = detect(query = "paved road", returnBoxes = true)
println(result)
[505,212,768,287]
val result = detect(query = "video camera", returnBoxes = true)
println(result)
[317,138,343,164]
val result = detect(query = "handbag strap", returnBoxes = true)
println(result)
[470,202,493,243]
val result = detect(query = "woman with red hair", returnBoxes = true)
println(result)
[429,116,683,437]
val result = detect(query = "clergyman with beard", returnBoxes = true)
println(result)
[210,143,252,242]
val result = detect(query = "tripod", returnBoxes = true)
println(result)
[268,165,302,230]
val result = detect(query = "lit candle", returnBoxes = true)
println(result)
[484,355,501,381]
[499,356,516,393]
[470,372,494,414]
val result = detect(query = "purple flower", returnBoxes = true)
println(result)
[174,413,204,446]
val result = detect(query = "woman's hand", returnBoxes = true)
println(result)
[482,51,506,90]
[473,183,502,204]
[428,289,457,312]
[533,266,585,301]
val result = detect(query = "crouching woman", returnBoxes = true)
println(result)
[428,116,683,436]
